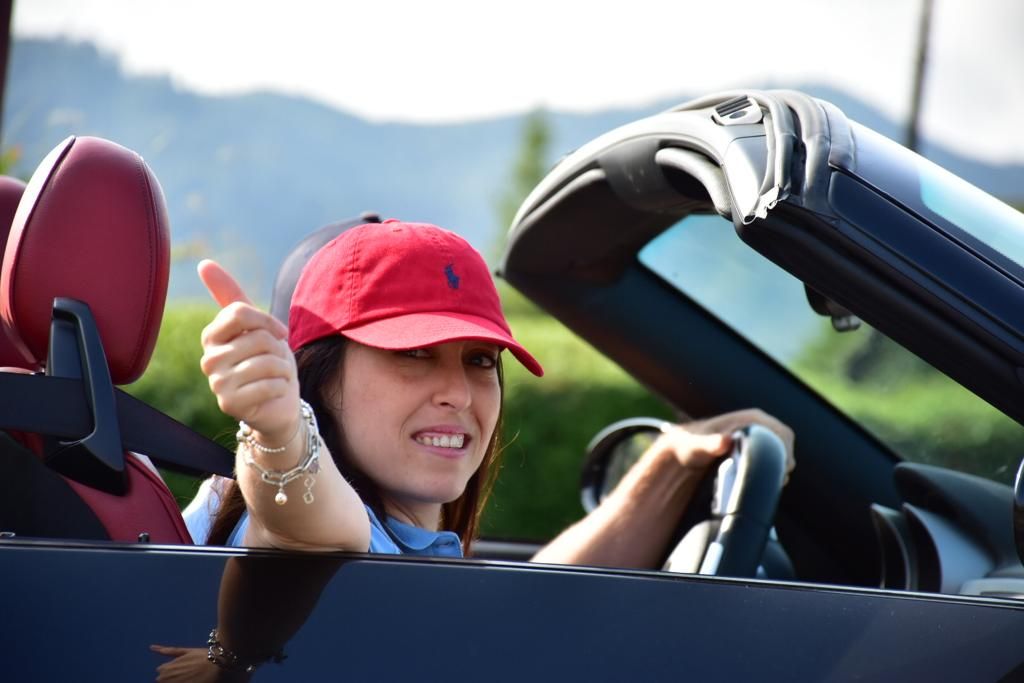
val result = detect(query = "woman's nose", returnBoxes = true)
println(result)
[433,364,472,411]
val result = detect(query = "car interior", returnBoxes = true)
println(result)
[499,91,1024,594]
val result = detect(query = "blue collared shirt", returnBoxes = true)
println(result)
[183,476,463,557]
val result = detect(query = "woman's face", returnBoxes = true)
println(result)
[333,340,502,526]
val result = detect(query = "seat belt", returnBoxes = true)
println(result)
[0,372,234,477]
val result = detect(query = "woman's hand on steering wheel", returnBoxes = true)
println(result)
[647,427,732,471]
[684,408,796,481]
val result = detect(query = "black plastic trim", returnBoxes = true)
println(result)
[43,298,126,494]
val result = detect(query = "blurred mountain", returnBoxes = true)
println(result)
[4,38,1022,301]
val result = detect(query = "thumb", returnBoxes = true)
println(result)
[198,259,252,308]
[149,644,189,657]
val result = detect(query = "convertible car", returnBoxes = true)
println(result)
[1,89,1023,681]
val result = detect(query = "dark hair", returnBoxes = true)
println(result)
[207,336,504,555]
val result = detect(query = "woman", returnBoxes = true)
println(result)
[186,219,793,563]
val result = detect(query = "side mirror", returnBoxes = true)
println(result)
[579,418,670,513]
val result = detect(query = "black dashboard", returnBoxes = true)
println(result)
[872,463,1024,598]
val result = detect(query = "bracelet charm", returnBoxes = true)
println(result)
[239,400,322,505]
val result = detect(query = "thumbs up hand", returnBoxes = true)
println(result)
[198,259,300,446]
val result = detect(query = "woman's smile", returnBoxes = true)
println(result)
[413,427,470,454]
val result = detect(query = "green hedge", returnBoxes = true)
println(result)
[800,370,1023,482]
[125,303,237,507]
[793,325,1024,484]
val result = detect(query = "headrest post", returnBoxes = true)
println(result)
[43,297,126,494]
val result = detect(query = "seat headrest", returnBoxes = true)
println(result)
[0,136,170,384]
[0,176,31,369]
[269,213,381,324]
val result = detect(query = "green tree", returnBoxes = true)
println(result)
[496,110,552,242]
[494,110,553,316]
[0,146,22,177]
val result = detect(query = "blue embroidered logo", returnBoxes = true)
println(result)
[444,263,460,289]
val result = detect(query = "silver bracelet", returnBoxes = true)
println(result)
[207,628,258,673]
[207,628,286,673]
[240,399,322,505]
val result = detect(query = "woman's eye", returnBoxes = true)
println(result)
[400,348,431,359]
[468,352,498,369]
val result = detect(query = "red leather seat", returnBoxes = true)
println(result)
[0,136,191,544]
[0,176,32,370]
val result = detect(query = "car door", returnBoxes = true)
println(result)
[3,540,1024,681]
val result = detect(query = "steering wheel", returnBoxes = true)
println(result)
[662,424,788,577]
[581,421,788,578]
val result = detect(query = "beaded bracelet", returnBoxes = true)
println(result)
[238,408,303,454]
[238,399,322,505]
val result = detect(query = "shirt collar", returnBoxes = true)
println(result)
[384,515,462,555]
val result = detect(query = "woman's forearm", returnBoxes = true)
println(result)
[532,410,794,569]
[239,425,369,551]
[531,447,708,569]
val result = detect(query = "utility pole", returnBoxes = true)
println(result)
[906,0,935,153]
[847,0,937,379]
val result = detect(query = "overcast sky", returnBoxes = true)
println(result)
[14,0,1024,164]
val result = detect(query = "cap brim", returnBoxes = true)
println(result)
[342,312,544,377]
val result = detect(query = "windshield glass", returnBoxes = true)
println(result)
[919,160,1024,273]
[639,214,1024,485]
[851,123,1024,281]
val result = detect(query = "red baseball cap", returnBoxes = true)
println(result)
[289,220,543,376]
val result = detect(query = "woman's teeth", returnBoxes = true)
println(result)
[416,434,466,449]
